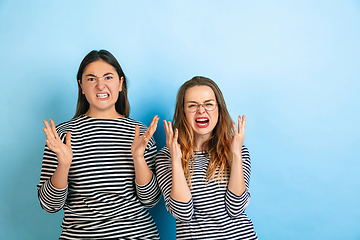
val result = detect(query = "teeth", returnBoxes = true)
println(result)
[196,118,208,122]
[97,93,108,98]
[196,118,209,126]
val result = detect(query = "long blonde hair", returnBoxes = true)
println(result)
[173,76,234,186]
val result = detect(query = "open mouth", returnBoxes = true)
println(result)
[195,118,209,128]
[96,93,109,98]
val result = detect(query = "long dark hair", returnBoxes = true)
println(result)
[73,50,129,118]
[173,76,233,186]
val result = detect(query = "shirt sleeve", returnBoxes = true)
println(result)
[135,136,161,208]
[37,131,68,213]
[155,147,194,222]
[225,146,251,218]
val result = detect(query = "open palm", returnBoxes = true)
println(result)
[131,115,159,159]
[230,115,246,157]
[43,119,72,167]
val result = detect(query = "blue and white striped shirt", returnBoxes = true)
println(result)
[155,146,258,240]
[37,115,161,239]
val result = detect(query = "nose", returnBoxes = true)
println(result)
[197,104,206,113]
[96,78,106,90]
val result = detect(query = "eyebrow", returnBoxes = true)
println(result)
[186,99,215,103]
[85,72,114,77]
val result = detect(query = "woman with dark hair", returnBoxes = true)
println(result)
[37,50,161,239]
[155,76,258,239]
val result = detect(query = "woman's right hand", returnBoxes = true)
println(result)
[164,121,192,203]
[163,120,182,166]
[43,119,73,168]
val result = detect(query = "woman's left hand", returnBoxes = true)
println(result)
[230,115,246,158]
[131,115,159,160]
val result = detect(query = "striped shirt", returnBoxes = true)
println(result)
[37,115,161,239]
[155,146,258,240]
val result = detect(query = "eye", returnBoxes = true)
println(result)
[87,77,96,82]
[105,76,113,80]
[205,102,215,107]
[188,104,197,108]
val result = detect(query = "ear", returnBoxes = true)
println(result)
[78,80,84,94]
[119,76,124,92]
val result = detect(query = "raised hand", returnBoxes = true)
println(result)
[230,115,246,158]
[164,120,192,202]
[131,115,159,160]
[43,119,73,168]
[163,120,182,166]
[228,115,247,196]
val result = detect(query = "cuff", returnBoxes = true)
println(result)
[38,179,68,212]
[135,173,160,207]
[168,197,194,222]
[225,187,250,217]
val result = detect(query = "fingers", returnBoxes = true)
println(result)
[168,121,174,137]
[134,116,160,148]
[151,115,159,128]
[174,128,178,140]
[134,125,140,138]
[241,115,246,134]
[163,120,179,143]
[139,115,160,140]
[163,120,172,137]
[147,115,159,138]
[45,139,50,148]
[43,119,60,140]
[232,121,238,134]
[65,131,72,147]
[163,120,168,134]
[43,119,50,129]
[164,120,177,147]
[236,115,246,134]
[163,120,169,144]
[43,120,55,140]
[43,120,55,149]
[50,119,60,139]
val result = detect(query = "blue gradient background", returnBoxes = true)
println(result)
[0,1,359,239]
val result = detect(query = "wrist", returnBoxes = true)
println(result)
[57,162,71,170]
[172,159,183,169]
[231,153,242,161]
[133,155,145,163]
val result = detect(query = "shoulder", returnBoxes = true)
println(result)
[55,115,86,135]
[155,146,171,162]
[125,118,147,127]
[241,145,250,156]
[158,146,170,155]
[241,145,251,165]
[124,118,157,147]
[122,118,148,132]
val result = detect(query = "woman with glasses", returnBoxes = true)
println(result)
[155,76,258,239]
[37,50,161,239]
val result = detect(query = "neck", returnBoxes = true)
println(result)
[85,108,124,119]
[193,134,211,151]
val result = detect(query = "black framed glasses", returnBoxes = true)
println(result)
[184,100,218,113]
